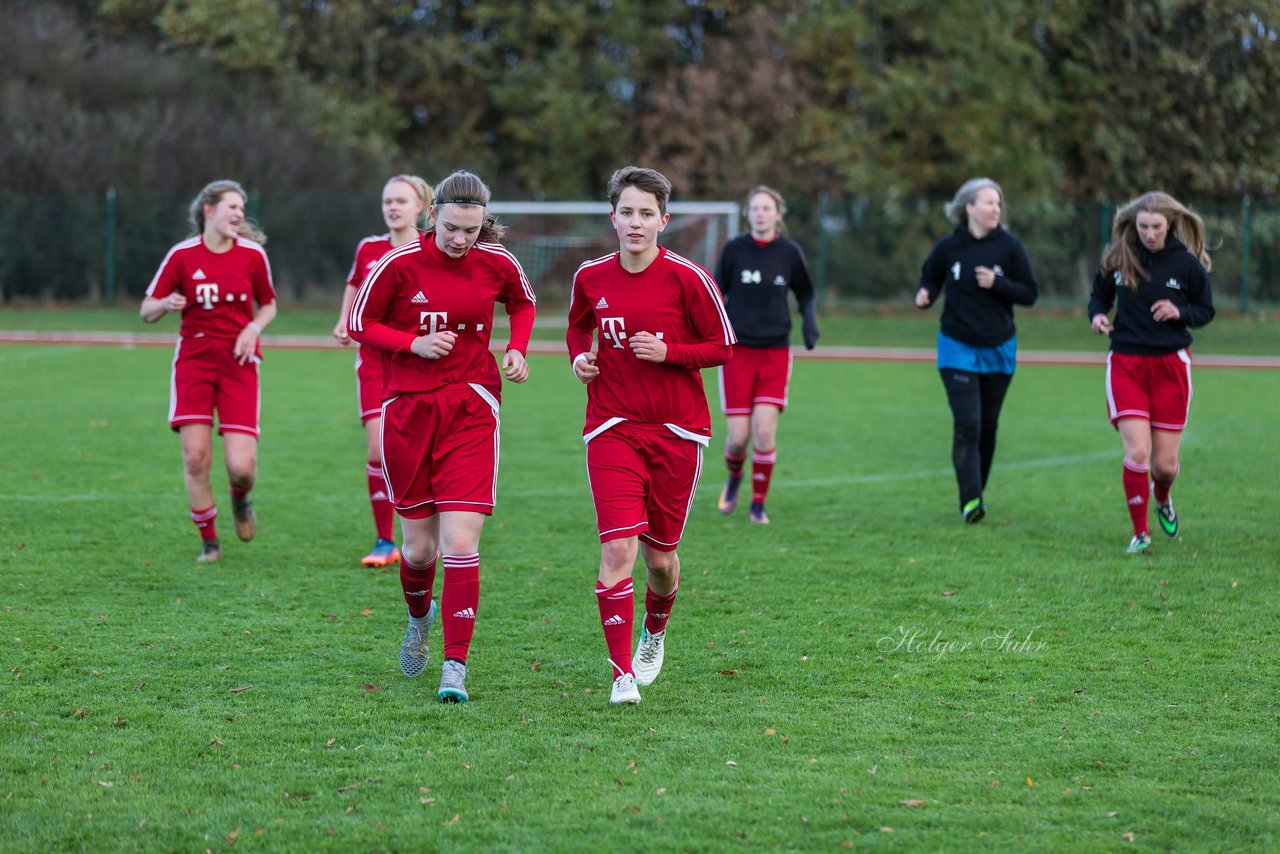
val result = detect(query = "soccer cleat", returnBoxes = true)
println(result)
[610,672,641,705]
[232,499,256,542]
[399,601,436,678]
[1126,533,1152,554]
[748,501,769,525]
[962,498,985,524]
[717,475,743,515]
[437,659,469,703]
[633,623,666,687]
[1155,499,1179,538]
[362,538,401,567]
[196,540,222,563]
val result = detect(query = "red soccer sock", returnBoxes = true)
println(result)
[440,554,480,663]
[399,553,438,619]
[366,461,395,541]
[751,448,777,504]
[1123,459,1150,536]
[190,505,218,542]
[596,577,635,677]
[1152,463,1178,505]
[230,486,249,504]
[644,584,679,635]
[724,450,746,479]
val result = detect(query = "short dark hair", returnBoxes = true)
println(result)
[607,166,672,216]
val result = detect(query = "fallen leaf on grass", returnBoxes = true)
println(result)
[362,684,382,693]
[899,800,927,807]
[764,728,776,736]
[444,813,460,826]
[867,765,878,775]
[988,781,999,788]
[719,670,738,676]
[325,739,336,748]
[530,661,541,671]
[229,685,253,694]
[942,591,956,597]
[1026,776,1034,787]
[880,826,894,833]
[96,781,112,787]
[360,609,373,617]
[420,797,435,805]
[1123,832,1136,842]
[655,787,667,795]
[210,738,223,747]
[226,827,241,845]
[1108,812,1118,818]
[725,760,738,767]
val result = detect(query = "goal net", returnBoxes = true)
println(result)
[489,201,739,305]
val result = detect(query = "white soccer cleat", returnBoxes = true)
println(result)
[633,624,666,687]
[610,672,641,705]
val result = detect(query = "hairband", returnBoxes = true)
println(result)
[390,176,425,202]
[435,198,486,206]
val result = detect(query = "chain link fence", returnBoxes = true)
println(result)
[3,190,1276,310]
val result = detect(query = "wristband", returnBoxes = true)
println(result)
[247,321,262,334]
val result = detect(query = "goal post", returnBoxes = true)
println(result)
[489,201,740,304]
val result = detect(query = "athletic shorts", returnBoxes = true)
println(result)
[380,383,501,519]
[717,345,792,416]
[168,336,261,437]
[1106,349,1193,431]
[355,346,387,423]
[585,422,704,552]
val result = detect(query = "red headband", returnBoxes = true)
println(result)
[390,176,425,203]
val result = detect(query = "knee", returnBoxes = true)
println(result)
[1151,460,1179,483]
[953,417,980,444]
[182,446,212,479]
[645,549,678,578]
[226,463,256,490]
[724,435,748,457]
[401,532,437,565]
[600,539,637,575]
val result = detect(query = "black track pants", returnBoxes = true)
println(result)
[940,369,1013,510]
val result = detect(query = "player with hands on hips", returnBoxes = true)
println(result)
[140,180,276,563]
[1087,191,1214,555]
[713,185,819,525]
[347,170,536,703]
[334,174,433,569]
[568,166,735,705]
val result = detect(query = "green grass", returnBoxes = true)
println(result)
[3,303,1279,353]
[2,333,1278,850]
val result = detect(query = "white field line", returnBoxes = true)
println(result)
[0,450,1117,503]
[2,329,1277,368]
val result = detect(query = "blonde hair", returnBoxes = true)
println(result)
[433,170,505,242]
[188,180,266,243]
[385,174,433,230]
[1100,192,1212,292]
[745,185,788,235]
[944,177,1004,225]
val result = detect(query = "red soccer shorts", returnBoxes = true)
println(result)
[585,422,704,552]
[380,383,501,519]
[354,345,388,423]
[1106,349,1193,431]
[169,336,261,437]
[717,345,792,416]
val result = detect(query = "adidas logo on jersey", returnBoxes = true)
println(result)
[603,614,625,626]
[596,297,609,309]
[412,291,429,304]
[452,607,476,619]
[193,268,206,280]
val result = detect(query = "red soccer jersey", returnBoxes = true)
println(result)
[566,247,735,439]
[346,234,393,289]
[347,232,537,397]
[146,236,276,342]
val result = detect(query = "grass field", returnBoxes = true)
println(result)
[2,313,1278,851]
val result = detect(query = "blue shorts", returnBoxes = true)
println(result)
[937,331,1017,375]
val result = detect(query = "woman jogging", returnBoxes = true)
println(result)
[1088,191,1214,554]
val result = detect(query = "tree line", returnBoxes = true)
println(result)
[5,0,1278,207]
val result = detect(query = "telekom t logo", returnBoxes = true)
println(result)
[195,283,218,309]
[420,311,449,333]
[600,316,627,348]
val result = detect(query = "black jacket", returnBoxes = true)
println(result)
[918,225,1038,347]
[1087,236,1215,355]
[715,234,819,349]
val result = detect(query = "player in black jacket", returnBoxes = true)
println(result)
[916,177,1038,523]
[1088,191,1214,555]
[713,186,820,525]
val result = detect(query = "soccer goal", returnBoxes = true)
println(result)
[489,201,739,303]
